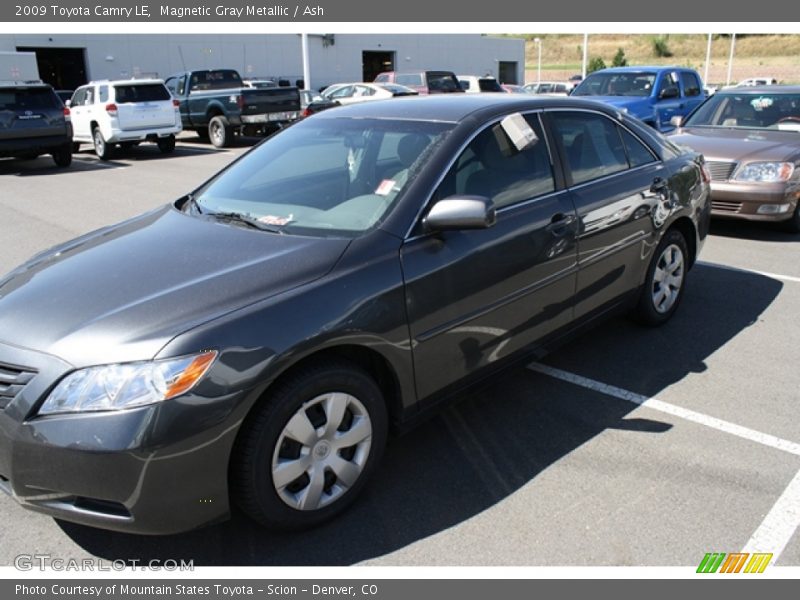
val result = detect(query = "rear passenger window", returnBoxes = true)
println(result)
[550,112,628,185]
[435,115,554,210]
[619,127,656,167]
[681,72,702,97]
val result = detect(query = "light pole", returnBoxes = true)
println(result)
[534,37,542,85]
[582,33,588,79]
[703,32,712,86]
[726,33,737,87]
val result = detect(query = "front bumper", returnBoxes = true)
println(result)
[0,342,248,534]
[710,181,800,222]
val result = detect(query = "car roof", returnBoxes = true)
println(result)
[717,84,800,94]
[84,79,166,85]
[313,93,624,123]
[595,66,693,73]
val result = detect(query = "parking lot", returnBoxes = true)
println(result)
[0,134,798,567]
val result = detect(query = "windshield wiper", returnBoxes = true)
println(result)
[186,194,203,214]
[206,210,285,234]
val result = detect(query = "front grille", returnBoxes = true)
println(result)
[711,200,743,213]
[0,362,36,410]
[706,160,738,181]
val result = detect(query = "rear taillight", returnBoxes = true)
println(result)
[105,103,118,116]
[236,95,244,110]
[63,107,70,119]
[302,108,312,118]
[172,99,180,108]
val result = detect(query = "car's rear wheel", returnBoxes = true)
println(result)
[208,116,232,148]
[51,145,72,167]
[231,360,388,530]
[635,228,688,325]
[93,127,113,160]
[157,135,176,154]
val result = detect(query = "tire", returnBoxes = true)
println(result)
[157,135,176,154]
[92,127,113,160]
[72,143,80,153]
[634,228,689,326]
[231,360,388,530]
[782,204,800,234]
[51,145,72,168]
[208,115,232,148]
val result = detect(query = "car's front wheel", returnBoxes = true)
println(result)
[635,228,688,325]
[783,203,800,234]
[231,360,388,530]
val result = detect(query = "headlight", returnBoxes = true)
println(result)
[39,351,217,415]
[734,162,795,182]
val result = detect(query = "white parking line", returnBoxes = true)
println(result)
[698,260,800,284]
[527,363,800,456]
[528,362,800,562]
[742,468,800,562]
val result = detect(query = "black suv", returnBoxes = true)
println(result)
[0,82,73,167]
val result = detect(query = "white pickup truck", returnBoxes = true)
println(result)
[67,79,182,159]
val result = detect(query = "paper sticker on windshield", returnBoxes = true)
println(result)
[500,113,538,152]
[375,179,396,196]
[751,97,774,111]
[258,214,292,226]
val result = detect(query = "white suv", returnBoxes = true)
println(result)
[68,79,182,159]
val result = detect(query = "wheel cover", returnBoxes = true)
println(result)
[271,392,372,511]
[210,122,223,145]
[93,130,105,155]
[651,243,684,314]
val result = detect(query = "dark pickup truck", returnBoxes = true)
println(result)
[165,69,301,147]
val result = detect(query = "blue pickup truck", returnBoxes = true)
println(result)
[570,66,706,132]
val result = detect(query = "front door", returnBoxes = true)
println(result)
[401,114,579,401]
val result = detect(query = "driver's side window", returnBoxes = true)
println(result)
[434,115,555,210]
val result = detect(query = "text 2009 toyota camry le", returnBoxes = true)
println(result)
[0,95,711,534]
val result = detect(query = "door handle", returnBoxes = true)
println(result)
[545,213,576,236]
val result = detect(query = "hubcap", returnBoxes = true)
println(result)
[651,243,684,314]
[271,392,372,511]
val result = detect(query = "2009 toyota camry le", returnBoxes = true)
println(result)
[0,95,711,534]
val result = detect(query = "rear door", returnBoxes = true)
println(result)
[113,83,174,131]
[401,113,579,400]
[546,109,666,320]
[679,70,705,114]
[0,85,65,142]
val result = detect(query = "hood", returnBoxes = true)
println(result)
[669,127,800,163]
[0,206,350,367]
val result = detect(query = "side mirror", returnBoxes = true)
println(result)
[659,86,680,100]
[424,196,496,232]
[670,115,684,128]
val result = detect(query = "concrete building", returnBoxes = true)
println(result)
[0,33,525,91]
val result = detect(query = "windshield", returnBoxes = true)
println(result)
[193,117,453,237]
[685,92,800,131]
[572,72,656,97]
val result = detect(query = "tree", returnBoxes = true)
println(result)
[588,57,606,74]
[652,36,673,58]
[612,47,628,67]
